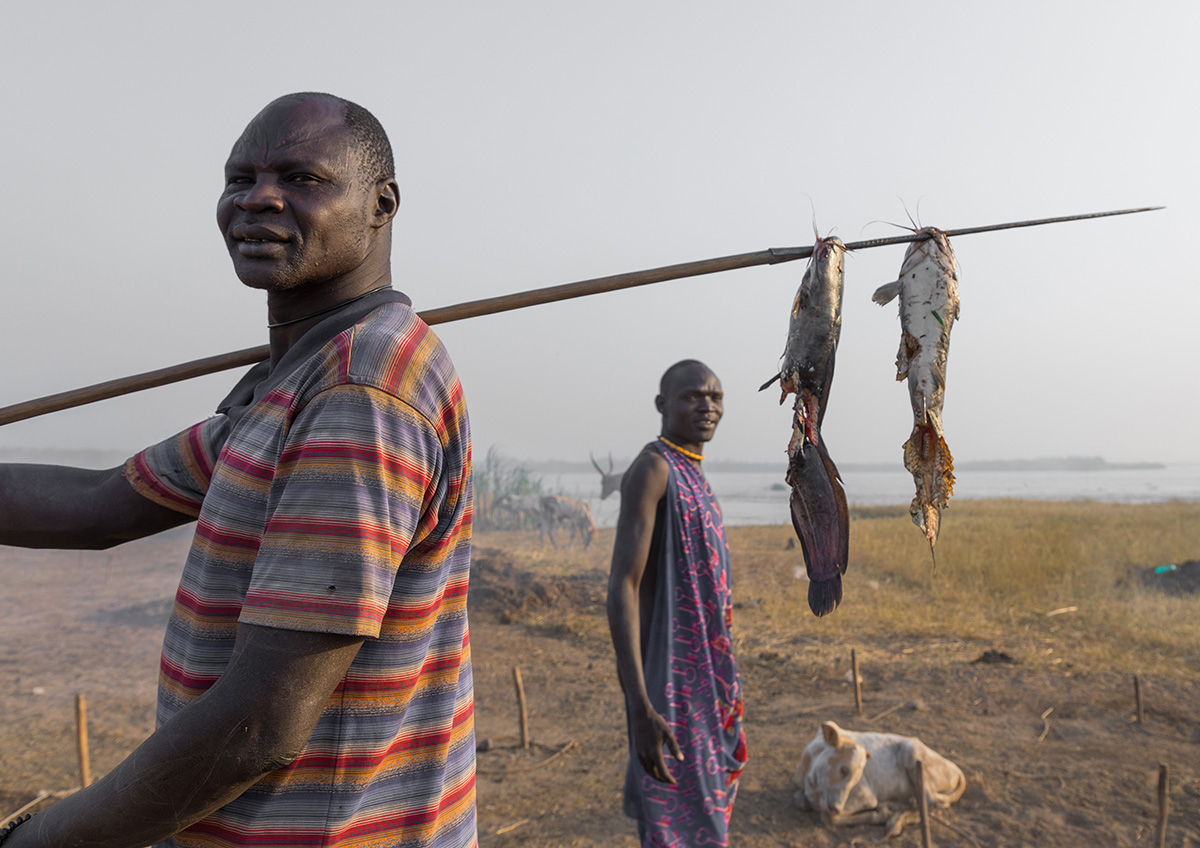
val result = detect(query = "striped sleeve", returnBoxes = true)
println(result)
[240,383,444,637]
[122,416,229,517]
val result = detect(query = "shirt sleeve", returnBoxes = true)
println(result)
[239,383,445,637]
[122,415,230,517]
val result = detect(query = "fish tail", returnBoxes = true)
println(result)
[903,423,955,557]
[788,437,850,616]
[808,576,843,618]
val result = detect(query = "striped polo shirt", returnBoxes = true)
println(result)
[124,290,475,848]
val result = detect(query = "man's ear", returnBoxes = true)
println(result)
[654,394,665,414]
[372,178,401,227]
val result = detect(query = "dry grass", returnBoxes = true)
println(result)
[475,499,1200,681]
[729,499,1200,680]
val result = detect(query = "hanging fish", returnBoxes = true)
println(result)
[760,235,850,616]
[872,228,960,559]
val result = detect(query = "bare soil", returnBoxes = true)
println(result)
[2,527,1198,847]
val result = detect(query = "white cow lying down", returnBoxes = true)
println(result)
[794,721,966,837]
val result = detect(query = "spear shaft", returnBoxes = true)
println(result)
[0,205,1161,427]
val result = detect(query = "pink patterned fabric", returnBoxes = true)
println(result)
[623,440,747,847]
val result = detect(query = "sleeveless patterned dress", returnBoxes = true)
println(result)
[623,440,748,847]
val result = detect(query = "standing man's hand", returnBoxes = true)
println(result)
[630,704,684,785]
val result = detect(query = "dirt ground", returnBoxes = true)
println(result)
[2,527,1198,847]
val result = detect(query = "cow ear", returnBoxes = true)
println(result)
[821,722,840,747]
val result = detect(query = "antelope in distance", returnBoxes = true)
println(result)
[590,452,626,500]
[539,495,598,549]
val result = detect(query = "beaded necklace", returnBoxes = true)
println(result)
[658,435,704,462]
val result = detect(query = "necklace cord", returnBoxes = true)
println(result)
[267,285,392,329]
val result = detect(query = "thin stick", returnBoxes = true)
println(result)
[2,791,51,824]
[494,819,531,836]
[0,206,1161,427]
[1134,674,1145,724]
[477,739,579,776]
[512,667,530,750]
[1037,707,1053,743]
[916,759,933,848]
[866,703,903,724]
[75,693,91,788]
[1157,763,1169,848]
[931,815,983,848]
[851,649,863,715]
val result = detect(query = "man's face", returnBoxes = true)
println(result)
[216,97,380,292]
[657,366,724,445]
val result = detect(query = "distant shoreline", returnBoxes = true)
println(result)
[0,448,1170,476]
[523,455,1167,475]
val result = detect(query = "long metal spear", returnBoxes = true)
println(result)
[0,205,1161,427]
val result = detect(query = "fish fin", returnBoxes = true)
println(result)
[758,372,781,393]
[815,349,836,429]
[817,438,850,575]
[872,280,902,306]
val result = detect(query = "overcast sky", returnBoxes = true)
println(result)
[0,1,1195,470]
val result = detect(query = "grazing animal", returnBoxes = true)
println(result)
[794,721,965,838]
[492,493,544,527]
[538,495,598,549]
[590,452,625,500]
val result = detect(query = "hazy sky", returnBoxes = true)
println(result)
[1,1,1195,469]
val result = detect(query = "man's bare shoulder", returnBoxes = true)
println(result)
[620,443,669,501]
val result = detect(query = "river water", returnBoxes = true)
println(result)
[540,462,1200,528]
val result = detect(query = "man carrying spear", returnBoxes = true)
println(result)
[0,93,476,848]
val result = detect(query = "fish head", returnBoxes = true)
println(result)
[801,236,846,309]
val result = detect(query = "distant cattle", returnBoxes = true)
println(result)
[590,452,625,500]
[538,495,598,549]
[493,493,544,527]
[794,721,965,838]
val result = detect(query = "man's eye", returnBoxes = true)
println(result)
[225,175,251,186]
[288,173,320,183]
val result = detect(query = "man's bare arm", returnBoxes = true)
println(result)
[0,464,192,549]
[5,623,365,848]
[606,448,682,784]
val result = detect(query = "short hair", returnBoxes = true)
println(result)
[272,92,395,186]
[659,359,712,395]
[341,99,395,185]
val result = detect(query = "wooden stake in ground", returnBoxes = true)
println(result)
[851,649,863,715]
[1134,674,1145,724]
[75,693,91,788]
[1157,763,1169,848]
[512,667,530,750]
[915,759,933,848]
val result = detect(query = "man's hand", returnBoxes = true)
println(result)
[631,705,684,785]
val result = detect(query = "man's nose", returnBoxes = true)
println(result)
[236,178,285,212]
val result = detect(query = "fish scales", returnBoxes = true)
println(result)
[872,228,960,554]
[762,235,850,616]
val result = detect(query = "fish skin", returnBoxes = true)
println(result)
[872,227,960,555]
[764,235,850,615]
